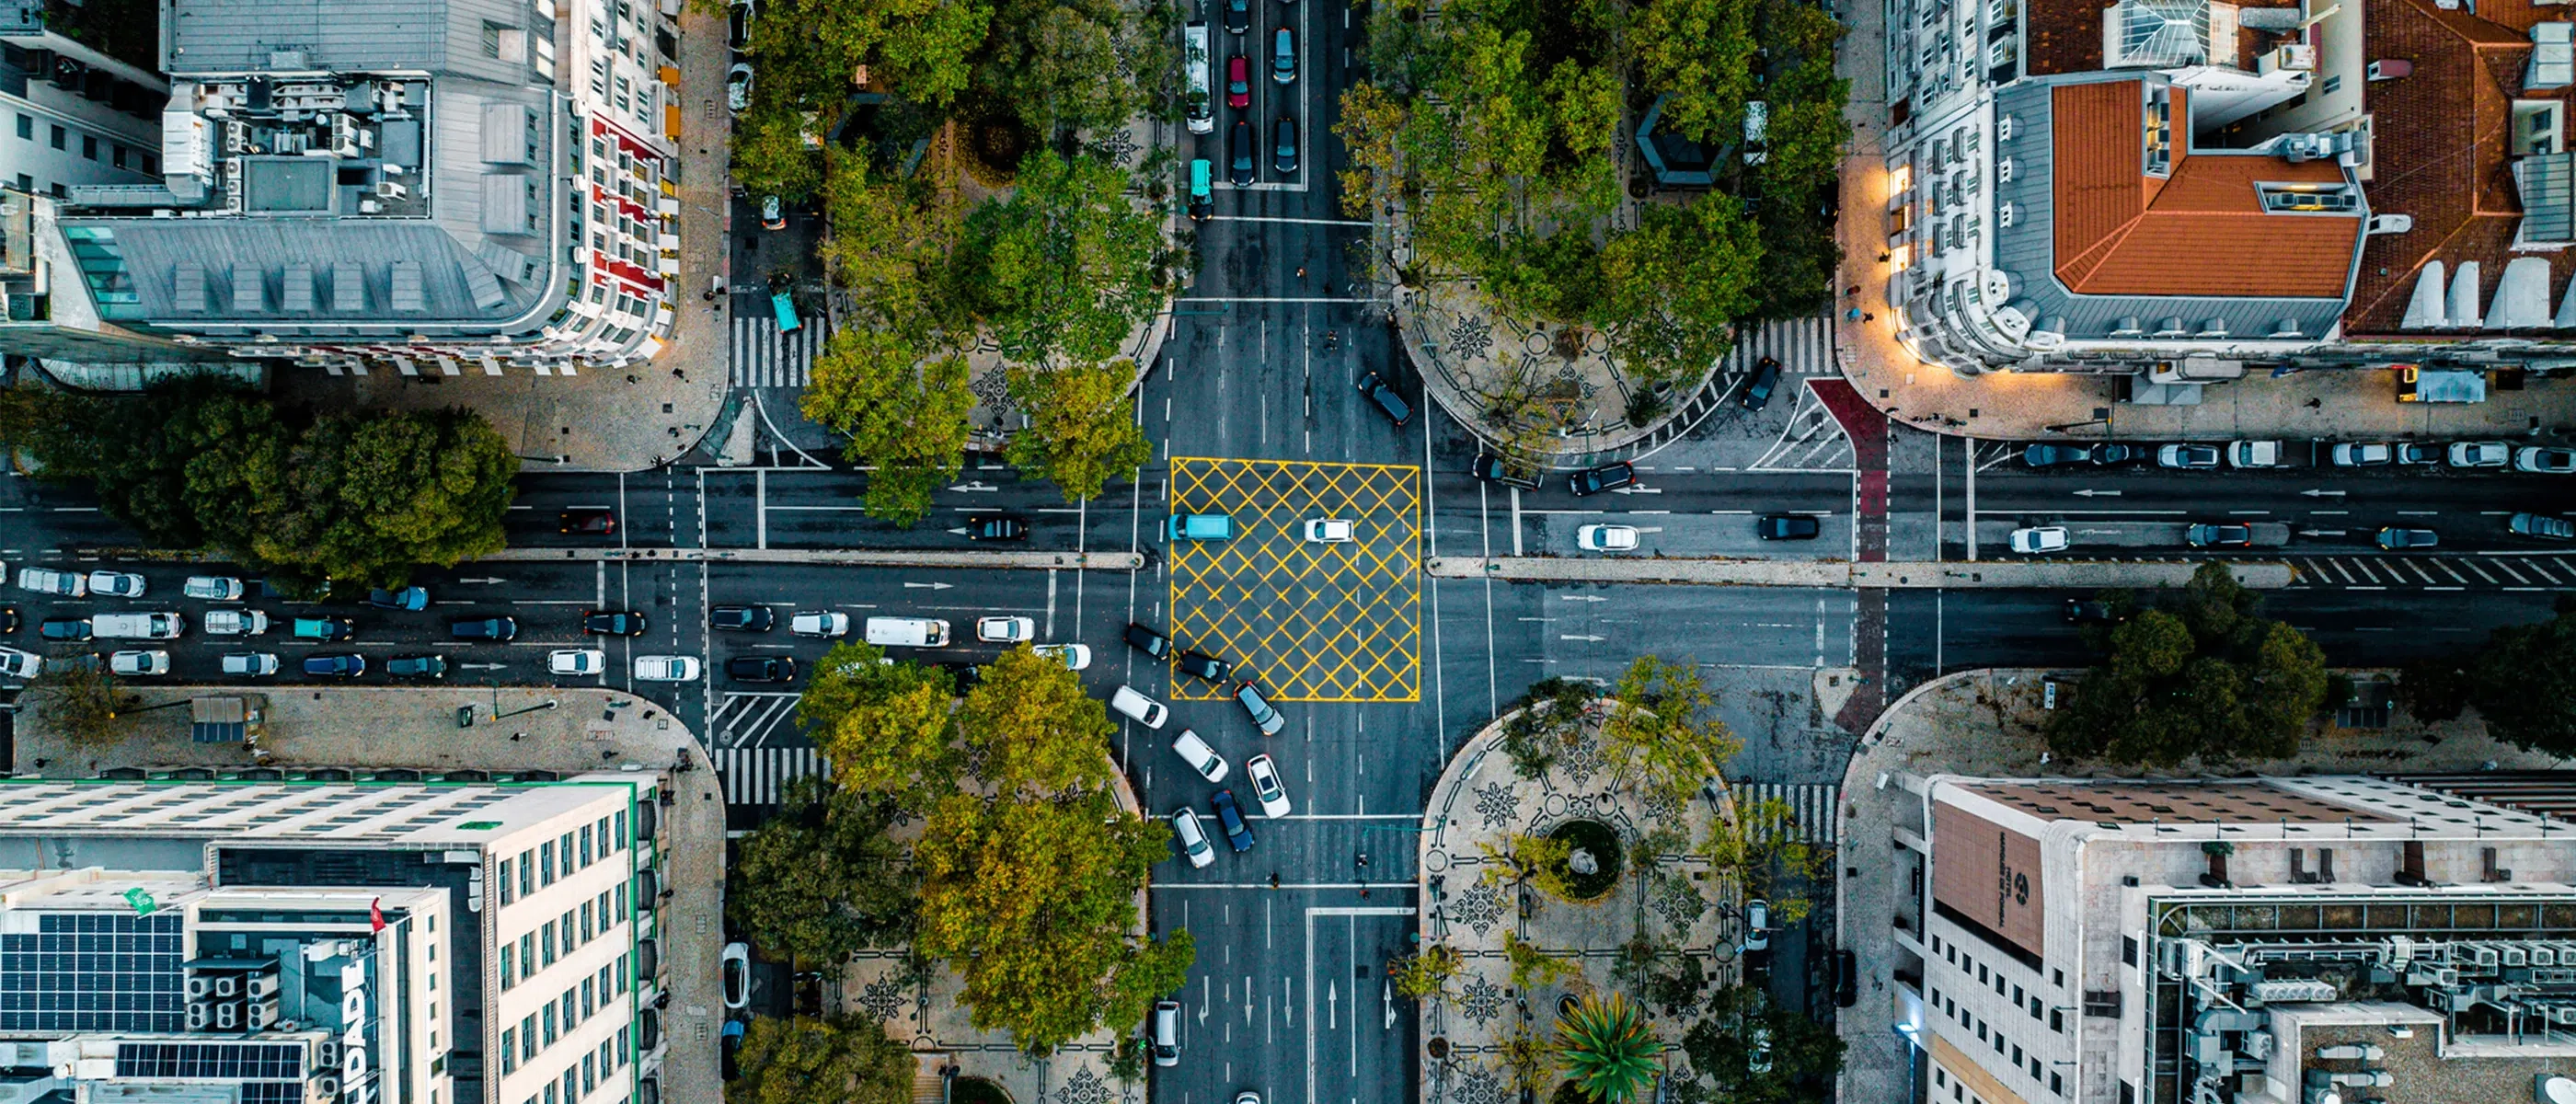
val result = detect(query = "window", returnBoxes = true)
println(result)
[581,901,594,942]
[563,989,579,1030]
[582,1052,596,1093]
[522,933,536,976]
[501,1028,518,1074]
[81,135,97,160]
[581,824,593,867]
[540,842,556,887]
[142,153,156,175]
[542,1005,558,1046]
[13,114,27,140]
[562,909,577,953]
[615,881,628,921]
[615,953,629,995]
[560,833,576,878]
[2051,1072,2064,1096]
[617,1026,631,1065]
[1978,964,1989,983]
[2122,936,2138,966]
[521,851,535,897]
[2030,995,2042,1018]
[12,174,27,191]
[501,944,516,989]
[50,124,65,149]
[2011,1043,2022,1064]
[582,975,596,1018]
[2121,1082,2136,1104]
[111,144,126,168]
[563,1069,579,1104]
[1937,1071,1949,1087]
[542,922,558,967]
[522,1015,537,1060]
[500,858,515,905]
[615,810,629,845]
[2013,984,2025,1006]
[2050,1008,2064,1032]
[545,1084,558,1104]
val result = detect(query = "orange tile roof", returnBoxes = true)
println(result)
[2051,81,2363,299]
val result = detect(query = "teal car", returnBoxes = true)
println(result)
[1167,513,1235,542]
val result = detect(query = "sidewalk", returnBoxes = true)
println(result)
[1829,667,2566,1104]
[1423,556,2296,589]
[1824,0,2576,443]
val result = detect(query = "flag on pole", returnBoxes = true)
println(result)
[369,898,385,933]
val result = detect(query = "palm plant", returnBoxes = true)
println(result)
[1552,993,1664,1104]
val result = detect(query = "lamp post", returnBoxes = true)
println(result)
[493,699,558,721]
[108,698,194,720]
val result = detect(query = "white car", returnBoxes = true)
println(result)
[2008,526,2070,554]
[635,655,703,682]
[1110,685,1169,729]
[725,63,753,113]
[182,575,245,601]
[2329,443,2391,467]
[0,647,40,681]
[1303,518,1355,543]
[1171,729,1229,783]
[788,611,849,638]
[1742,899,1771,952]
[720,942,750,1010]
[2514,446,2576,474]
[85,570,146,598]
[109,650,169,677]
[1576,523,1640,552]
[2449,441,2512,468]
[15,567,83,596]
[548,649,606,676]
[1244,753,1292,818]
[1171,809,1215,868]
[219,652,280,677]
[1033,643,1092,670]
[976,615,1034,643]
[203,609,270,636]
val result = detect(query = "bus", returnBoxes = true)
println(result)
[1185,21,1213,133]
[771,290,800,333]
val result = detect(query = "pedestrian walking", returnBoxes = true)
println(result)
[1846,306,1863,321]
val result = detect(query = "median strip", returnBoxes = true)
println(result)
[1423,557,2298,589]
[480,548,1144,570]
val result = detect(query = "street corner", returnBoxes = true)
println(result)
[1167,456,1423,703]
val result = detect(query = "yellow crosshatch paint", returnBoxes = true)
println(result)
[1166,457,1420,702]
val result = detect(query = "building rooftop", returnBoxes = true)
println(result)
[1966,778,2401,825]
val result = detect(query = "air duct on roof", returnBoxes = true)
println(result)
[2448,261,2485,330]
[2403,261,2449,328]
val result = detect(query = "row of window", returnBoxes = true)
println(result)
[499,881,631,990]
[499,810,630,906]
[12,113,159,175]
[507,1015,634,1104]
[500,954,632,1077]
[1929,930,2069,1098]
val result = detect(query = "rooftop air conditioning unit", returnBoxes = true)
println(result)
[186,1004,210,1030]
[376,180,408,201]
[214,1002,237,1030]
[214,976,238,997]
[186,977,212,999]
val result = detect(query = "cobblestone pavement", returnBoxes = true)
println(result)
[1830,667,2573,1104]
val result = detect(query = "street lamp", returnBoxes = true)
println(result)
[108,698,194,720]
[493,699,558,721]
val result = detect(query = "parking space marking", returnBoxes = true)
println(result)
[1167,457,1421,702]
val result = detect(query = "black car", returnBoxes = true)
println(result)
[1273,115,1297,174]
[1224,0,1248,33]
[2090,443,2145,466]
[726,655,798,683]
[1235,680,1285,736]
[1358,372,1411,427]
[0,607,16,634]
[583,610,649,636]
[449,616,520,641]
[1756,513,1822,540]
[1569,461,1637,497]
[792,972,825,1017]
[386,654,449,680]
[1176,650,1230,683]
[558,508,618,535]
[303,653,367,678]
[2063,599,2127,625]
[38,618,91,641]
[1211,790,1255,852]
[967,515,1029,541]
[2022,443,2091,467]
[711,605,777,632]
[1124,622,1173,660]
[1227,120,1255,187]
[1470,454,1543,490]
[1834,949,1858,1008]
[1740,356,1783,411]
[937,661,985,690]
[364,586,429,610]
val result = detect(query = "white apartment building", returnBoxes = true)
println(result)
[1891,772,2576,1104]
[12,0,681,374]
[0,0,168,200]
[0,770,674,1104]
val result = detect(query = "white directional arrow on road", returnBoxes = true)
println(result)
[947,481,1000,493]
[1558,595,1607,603]
[903,582,953,590]
[1327,982,1339,1029]
[944,527,970,536]
[1559,634,1605,643]
[1245,976,1255,1025]
[460,662,508,671]
[2301,489,2349,498]
[1608,486,1662,495]
[1383,982,1396,1029]
[2072,489,2122,498]
[454,577,507,584]
[1198,983,1210,1024]
[1283,976,1294,1026]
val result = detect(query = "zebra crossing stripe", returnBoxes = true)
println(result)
[1724,316,1838,376]
[718,746,832,808]
[730,313,827,388]
[1729,783,1840,845]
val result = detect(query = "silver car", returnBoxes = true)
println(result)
[1170,809,1215,868]
[2449,441,2511,468]
[220,652,281,677]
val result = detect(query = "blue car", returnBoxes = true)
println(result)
[303,653,367,678]
[366,586,429,611]
[1211,790,1255,853]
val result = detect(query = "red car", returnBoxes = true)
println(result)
[1226,54,1249,109]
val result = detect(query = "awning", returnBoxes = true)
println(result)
[2397,366,2488,403]
[191,697,247,743]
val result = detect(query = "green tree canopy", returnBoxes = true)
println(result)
[957,645,1119,796]
[801,332,976,525]
[1600,655,1743,802]
[797,642,962,810]
[914,790,1194,1052]
[2047,564,2329,766]
[972,0,1138,135]
[1004,362,1149,502]
[726,775,918,967]
[2464,598,2576,751]
[1680,985,1846,1103]
[957,150,1167,365]
[728,1015,917,1104]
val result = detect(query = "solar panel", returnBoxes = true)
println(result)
[0,914,185,1032]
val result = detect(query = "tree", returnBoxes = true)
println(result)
[2047,565,2329,766]
[1593,195,1764,385]
[797,643,961,810]
[1500,677,1599,778]
[913,790,1194,1052]
[1632,0,1760,146]
[1389,943,1464,1000]
[2398,658,2471,722]
[731,105,825,201]
[958,151,1166,365]
[817,149,965,339]
[972,0,1138,136]
[1702,797,1831,924]
[1554,993,1664,1104]
[727,776,918,967]
[1680,986,1845,1104]
[2465,599,2576,751]
[26,661,142,748]
[1599,655,1742,802]
[1004,362,1148,502]
[801,331,976,525]
[729,1015,917,1104]
[957,645,1119,795]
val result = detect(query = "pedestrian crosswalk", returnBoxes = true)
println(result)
[730,311,827,389]
[1725,315,1839,376]
[1730,783,1842,845]
[2285,554,2576,590]
[717,745,831,809]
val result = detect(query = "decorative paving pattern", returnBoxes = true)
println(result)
[970,365,1015,414]
[1456,973,1507,1028]
[1451,1065,1507,1104]
[1451,880,1507,937]
[1167,457,1422,702]
[1651,873,1708,935]
[856,972,909,1024]
[1447,314,1493,362]
[1474,781,1518,830]
[1056,1066,1112,1104]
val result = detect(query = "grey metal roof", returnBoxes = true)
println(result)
[74,218,541,325]
[1989,78,2352,343]
[167,0,541,82]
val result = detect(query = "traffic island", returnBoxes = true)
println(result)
[1412,697,1738,1104]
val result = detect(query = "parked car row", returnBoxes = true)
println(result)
[2023,438,2576,473]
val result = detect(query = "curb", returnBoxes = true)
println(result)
[1423,557,2298,589]
[480,548,1146,569]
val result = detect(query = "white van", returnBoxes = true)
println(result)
[204,609,270,636]
[91,612,185,640]
[1151,999,1181,1066]
[1110,685,1169,729]
[862,616,949,648]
